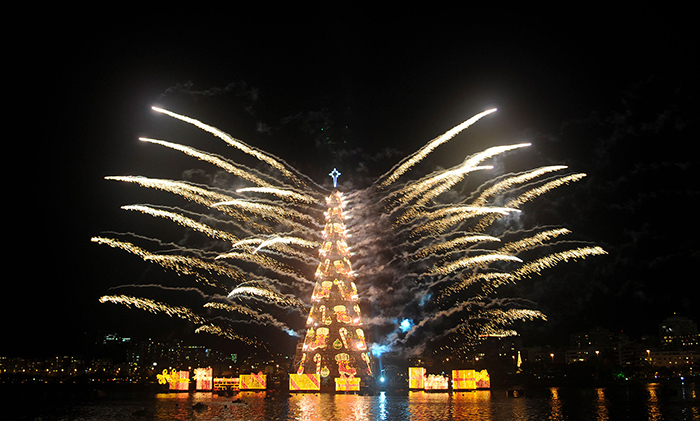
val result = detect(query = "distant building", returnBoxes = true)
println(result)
[565,348,600,364]
[659,315,700,349]
[649,350,700,368]
[569,327,628,349]
[565,327,631,364]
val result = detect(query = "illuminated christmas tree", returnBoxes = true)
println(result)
[291,171,374,392]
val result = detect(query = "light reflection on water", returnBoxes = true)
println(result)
[646,385,662,421]
[595,387,609,421]
[549,387,563,421]
[12,382,700,420]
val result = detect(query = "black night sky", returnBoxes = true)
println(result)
[9,6,698,358]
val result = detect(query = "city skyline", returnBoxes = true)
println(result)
[3,312,696,387]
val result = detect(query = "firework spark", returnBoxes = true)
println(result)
[409,206,521,237]
[215,250,311,284]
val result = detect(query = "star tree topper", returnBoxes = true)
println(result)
[329,168,341,188]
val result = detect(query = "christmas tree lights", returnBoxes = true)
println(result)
[291,189,373,391]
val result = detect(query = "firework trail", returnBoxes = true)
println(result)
[512,246,608,280]
[470,165,568,206]
[211,199,319,232]
[227,281,307,309]
[496,228,571,254]
[95,106,605,357]
[204,301,301,335]
[99,294,207,324]
[215,250,312,284]
[91,236,246,288]
[249,236,319,255]
[236,187,320,205]
[411,234,501,259]
[408,206,521,238]
[388,143,530,224]
[430,254,524,276]
[105,176,235,208]
[151,107,308,188]
[474,173,588,232]
[378,108,497,188]
[121,204,240,244]
[194,324,262,347]
[139,137,278,188]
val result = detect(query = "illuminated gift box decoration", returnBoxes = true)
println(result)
[452,369,476,390]
[335,376,361,392]
[194,367,213,390]
[476,369,490,389]
[289,373,321,391]
[156,369,190,391]
[409,367,426,389]
[213,377,239,391]
[425,374,449,390]
[239,371,267,390]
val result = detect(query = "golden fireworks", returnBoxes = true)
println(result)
[95,106,606,353]
[98,294,207,324]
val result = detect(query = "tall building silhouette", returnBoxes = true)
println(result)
[659,314,699,349]
[291,190,374,391]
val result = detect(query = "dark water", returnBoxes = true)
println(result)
[4,382,699,420]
